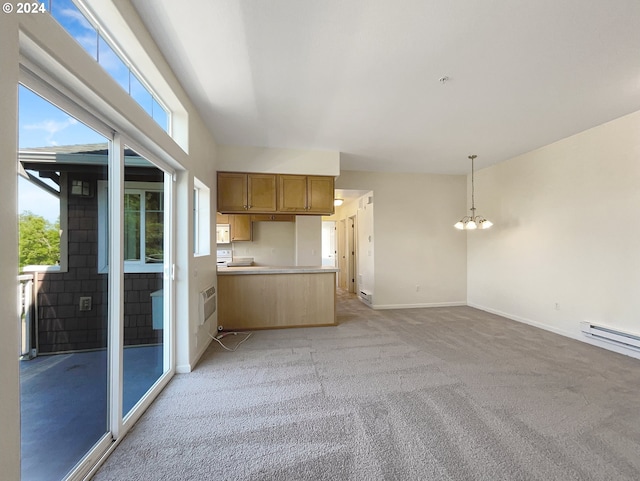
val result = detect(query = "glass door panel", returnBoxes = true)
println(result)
[18,85,110,481]
[122,147,169,417]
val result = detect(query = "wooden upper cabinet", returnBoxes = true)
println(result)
[219,171,334,215]
[307,176,335,214]
[217,172,276,213]
[230,215,252,241]
[247,174,277,212]
[278,175,308,212]
[218,173,248,212]
[278,174,335,215]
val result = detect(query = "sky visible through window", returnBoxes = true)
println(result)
[45,0,169,130]
[19,85,106,222]
[20,0,169,221]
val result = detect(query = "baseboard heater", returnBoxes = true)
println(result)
[359,290,372,304]
[580,321,640,352]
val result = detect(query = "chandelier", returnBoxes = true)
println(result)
[454,154,493,230]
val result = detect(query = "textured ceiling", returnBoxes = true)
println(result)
[131,0,640,174]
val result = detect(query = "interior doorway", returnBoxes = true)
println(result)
[321,221,336,267]
[337,219,347,290]
[348,215,356,293]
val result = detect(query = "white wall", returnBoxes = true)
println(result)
[217,144,340,176]
[0,12,21,481]
[231,217,323,266]
[295,216,322,265]
[468,110,640,354]
[336,171,468,309]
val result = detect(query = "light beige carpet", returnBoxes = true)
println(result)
[93,294,640,480]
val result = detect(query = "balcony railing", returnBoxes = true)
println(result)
[19,273,36,359]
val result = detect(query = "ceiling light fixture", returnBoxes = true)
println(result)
[334,198,344,207]
[454,154,493,230]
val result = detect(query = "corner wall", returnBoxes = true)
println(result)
[0,12,21,481]
[468,110,640,355]
[336,170,467,309]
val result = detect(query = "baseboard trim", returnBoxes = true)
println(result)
[373,301,466,310]
[468,302,576,338]
[468,302,640,361]
[176,334,213,374]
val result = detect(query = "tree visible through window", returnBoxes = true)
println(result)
[144,191,164,263]
[124,193,141,261]
[123,190,163,263]
[19,212,61,269]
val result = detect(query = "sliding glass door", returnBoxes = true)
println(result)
[18,85,112,481]
[18,83,174,480]
[121,147,171,418]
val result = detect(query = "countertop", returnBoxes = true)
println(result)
[217,265,339,275]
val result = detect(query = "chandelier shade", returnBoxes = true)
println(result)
[455,155,493,230]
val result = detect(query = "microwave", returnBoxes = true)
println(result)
[216,224,230,244]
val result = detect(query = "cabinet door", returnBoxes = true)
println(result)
[278,175,308,212]
[247,174,277,212]
[230,215,252,241]
[218,173,247,212]
[307,176,335,214]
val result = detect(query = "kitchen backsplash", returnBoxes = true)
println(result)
[231,221,295,266]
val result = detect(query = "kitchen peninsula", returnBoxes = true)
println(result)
[217,266,338,330]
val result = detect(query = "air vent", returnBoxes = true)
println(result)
[199,285,216,326]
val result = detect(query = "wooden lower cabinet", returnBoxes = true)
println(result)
[217,271,336,330]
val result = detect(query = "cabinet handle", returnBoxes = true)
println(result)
[243,205,248,210]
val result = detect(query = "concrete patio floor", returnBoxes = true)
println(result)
[20,345,163,481]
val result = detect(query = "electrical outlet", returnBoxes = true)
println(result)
[416,285,420,292]
[79,296,92,311]
[555,302,560,311]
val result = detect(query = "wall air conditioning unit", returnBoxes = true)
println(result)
[199,285,216,327]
